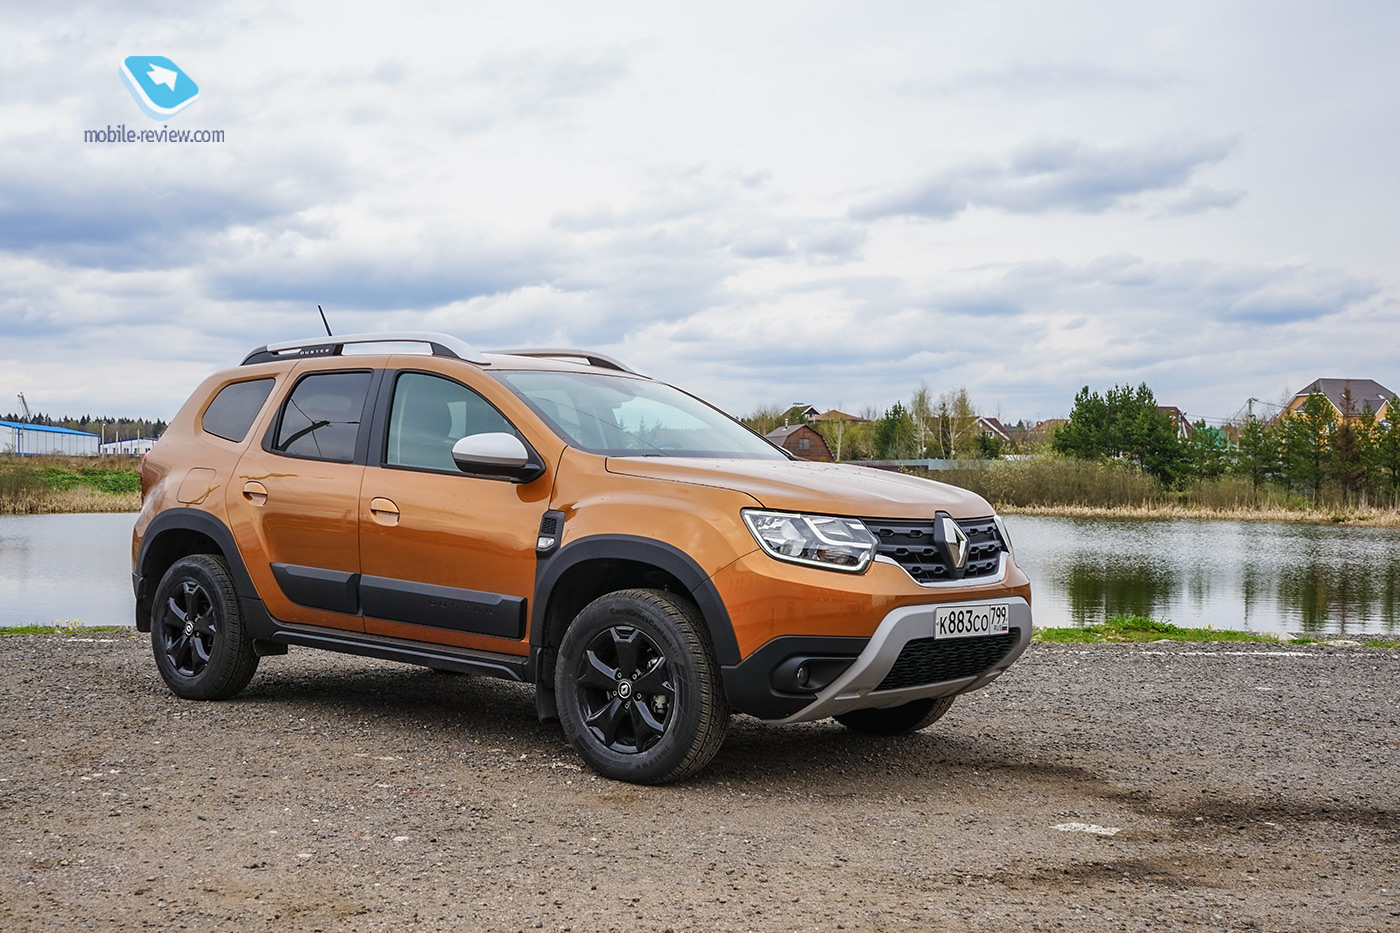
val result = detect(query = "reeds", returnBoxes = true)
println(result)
[0,455,141,514]
[917,456,1400,527]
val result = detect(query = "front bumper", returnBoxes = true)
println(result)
[722,596,1032,722]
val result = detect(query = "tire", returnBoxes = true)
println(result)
[835,695,956,735]
[555,589,729,784]
[150,554,259,700]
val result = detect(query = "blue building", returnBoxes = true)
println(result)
[0,421,101,456]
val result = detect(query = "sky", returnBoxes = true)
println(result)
[3,0,1398,427]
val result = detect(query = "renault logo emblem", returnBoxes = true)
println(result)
[939,516,969,570]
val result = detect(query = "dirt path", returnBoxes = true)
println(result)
[1,633,1396,931]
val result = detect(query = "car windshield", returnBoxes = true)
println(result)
[494,370,787,459]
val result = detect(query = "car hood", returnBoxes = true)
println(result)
[604,457,995,519]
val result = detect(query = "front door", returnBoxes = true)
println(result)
[358,369,551,654]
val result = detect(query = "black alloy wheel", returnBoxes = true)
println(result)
[575,624,675,754]
[150,554,259,700]
[555,589,728,784]
[159,578,217,678]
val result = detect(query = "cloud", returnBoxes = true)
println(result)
[1156,185,1247,216]
[849,138,1238,221]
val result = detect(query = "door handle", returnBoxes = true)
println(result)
[242,481,268,506]
[370,497,400,527]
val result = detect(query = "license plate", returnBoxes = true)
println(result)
[934,603,1010,639]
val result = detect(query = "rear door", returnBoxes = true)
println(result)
[229,364,378,632]
[357,363,554,654]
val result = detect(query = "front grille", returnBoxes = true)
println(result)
[875,631,1019,692]
[862,515,1005,584]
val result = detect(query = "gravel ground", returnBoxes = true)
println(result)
[1,632,1397,932]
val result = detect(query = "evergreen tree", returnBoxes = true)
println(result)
[1053,383,1185,483]
[1280,391,1334,498]
[874,402,918,459]
[1232,416,1280,496]
[1376,412,1400,505]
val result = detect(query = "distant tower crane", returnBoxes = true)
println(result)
[17,392,32,422]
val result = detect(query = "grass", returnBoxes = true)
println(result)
[0,455,142,514]
[0,621,130,635]
[1034,614,1400,646]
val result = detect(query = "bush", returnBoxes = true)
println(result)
[926,456,1164,508]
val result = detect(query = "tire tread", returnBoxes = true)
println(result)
[152,554,258,701]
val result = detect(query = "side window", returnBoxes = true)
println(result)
[386,372,513,472]
[202,378,275,442]
[272,371,371,462]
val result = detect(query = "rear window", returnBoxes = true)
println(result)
[201,379,275,443]
[271,371,372,462]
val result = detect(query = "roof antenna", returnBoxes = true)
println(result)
[317,304,333,337]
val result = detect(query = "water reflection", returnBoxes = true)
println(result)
[1062,558,1178,626]
[1006,515,1400,635]
[0,512,136,627]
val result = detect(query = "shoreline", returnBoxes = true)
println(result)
[0,492,140,515]
[998,502,1400,528]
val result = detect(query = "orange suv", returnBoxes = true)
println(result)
[133,332,1032,783]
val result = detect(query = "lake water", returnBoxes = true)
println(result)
[1,512,1396,635]
[0,512,137,628]
[1006,514,1400,636]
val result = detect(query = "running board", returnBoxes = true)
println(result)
[267,624,530,682]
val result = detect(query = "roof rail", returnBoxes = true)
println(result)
[490,348,645,376]
[241,332,489,366]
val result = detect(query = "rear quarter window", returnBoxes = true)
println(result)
[201,378,276,442]
[270,371,372,462]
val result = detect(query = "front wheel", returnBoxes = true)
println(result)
[835,695,956,735]
[150,554,259,700]
[555,589,728,784]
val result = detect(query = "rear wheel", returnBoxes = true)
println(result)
[150,555,259,700]
[555,589,728,784]
[835,695,956,735]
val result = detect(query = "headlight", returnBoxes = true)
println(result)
[993,514,1016,561]
[742,510,877,573]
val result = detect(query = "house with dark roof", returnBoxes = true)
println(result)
[1282,379,1395,422]
[976,416,1011,443]
[765,424,832,461]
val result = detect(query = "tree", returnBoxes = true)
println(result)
[940,387,979,459]
[975,432,1003,459]
[1352,404,1381,506]
[741,404,786,438]
[874,402,918,459]
[812,406,858,461]
[1052,387,1108,460]
[1329,385,1364,504]
[1053,382,1185,483]
[1279,391,1334,498]
[909,383,933,458]
[1375,412,1400,505]
[1232,416,1280,496]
